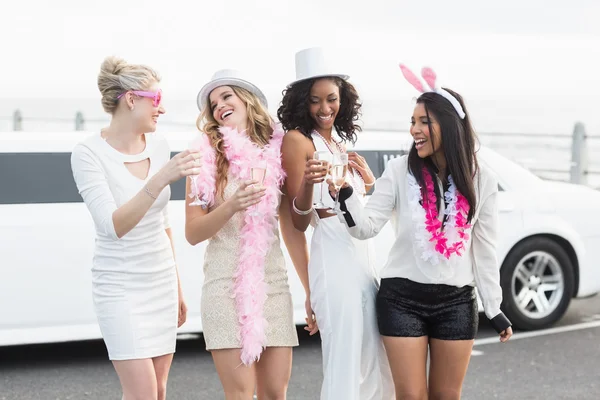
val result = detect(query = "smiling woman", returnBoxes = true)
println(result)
[185,69,301,399]
[69,56,201,400]
[277,47,395,400]
[333,64,513,400]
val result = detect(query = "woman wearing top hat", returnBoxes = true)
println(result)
[185,69,300,399]
[277,47,394,400]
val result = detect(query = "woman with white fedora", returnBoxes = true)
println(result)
[278,48,395,400]
[185,69,301,399]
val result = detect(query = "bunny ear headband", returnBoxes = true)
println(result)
[399,64,466,119]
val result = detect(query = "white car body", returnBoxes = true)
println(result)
[1,130,599,346]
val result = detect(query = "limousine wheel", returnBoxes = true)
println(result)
[500,237,574,331]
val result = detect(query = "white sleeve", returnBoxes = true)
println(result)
[339,159,397,240]
[471,179,503,320]
[70,144,119,241]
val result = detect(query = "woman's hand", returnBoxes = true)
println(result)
[304,294,318,336]
[225,180,266,213]
[303,159,329,185]
[348,152,375,186]
[326,178,350,198]
[500,326,513,343]
[155,149,202,187]
[178,291,188,328]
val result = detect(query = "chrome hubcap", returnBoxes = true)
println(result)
[511,251,564,319]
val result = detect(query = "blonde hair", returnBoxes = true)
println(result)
[197,86,274,197]
[97,56,161,114]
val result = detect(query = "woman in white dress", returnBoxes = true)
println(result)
[70,56,200,400]
[277,47,394,400]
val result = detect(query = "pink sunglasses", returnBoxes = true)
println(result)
[117,89,162,107]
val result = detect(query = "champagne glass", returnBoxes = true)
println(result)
[251,161,267,186]
[313,151,331,210]
[189,174,205,206]
[327,153,348,215]
[249,160,267,217]
[188,140,204,207]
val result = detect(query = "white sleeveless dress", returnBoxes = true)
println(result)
[308,131,394,400]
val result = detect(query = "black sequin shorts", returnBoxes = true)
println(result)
[376,277,478,340]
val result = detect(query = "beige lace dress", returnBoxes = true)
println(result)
[200,177,299,350]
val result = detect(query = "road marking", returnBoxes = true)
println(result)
[471,349,484,356]
[474,320,600,346]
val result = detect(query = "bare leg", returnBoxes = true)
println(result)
[152,353,174,400]
[428,339,474,400]
[255,347,293,400]
[112,358,158,400]
[212,349,257,400]
[382,336,429,400]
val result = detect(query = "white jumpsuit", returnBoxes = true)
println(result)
[308,132,394,400]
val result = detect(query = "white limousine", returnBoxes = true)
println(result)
[1,130,600,347]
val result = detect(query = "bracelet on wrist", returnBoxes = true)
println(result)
[292,197,313,216]
[144,187,158,200]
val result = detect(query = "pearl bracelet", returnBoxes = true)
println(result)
[292,197,313,216]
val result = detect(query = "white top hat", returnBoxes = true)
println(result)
[290,47,349,85]
[196,69,268,112]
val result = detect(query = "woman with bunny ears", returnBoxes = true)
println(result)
[331,65,513,399]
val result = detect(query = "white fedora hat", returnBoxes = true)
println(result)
[196,69,268,112]
[290,47,349,85]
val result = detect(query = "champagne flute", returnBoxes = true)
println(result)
[249,160,267,217]
[189,174,204,206]
[313,151,331,210]
[251,162,267,186]
[327,153,348,215]
[187,140,204,207]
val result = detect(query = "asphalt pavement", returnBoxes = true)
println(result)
[1,294,599,400]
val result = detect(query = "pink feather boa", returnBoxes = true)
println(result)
[189,123,286,365]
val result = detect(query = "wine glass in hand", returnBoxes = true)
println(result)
[313,151,331,209]
[187,139,204,207]
[327,153,348,215]
[249,160,267,217]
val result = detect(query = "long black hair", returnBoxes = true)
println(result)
[409,88,479,223]
[277,77,362,144]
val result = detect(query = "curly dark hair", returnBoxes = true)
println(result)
[277,77,362,144]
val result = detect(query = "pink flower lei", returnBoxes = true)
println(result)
[189,123,286,365]
[419,167,471,260]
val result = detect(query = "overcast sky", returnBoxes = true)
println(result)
[1,0,598,134]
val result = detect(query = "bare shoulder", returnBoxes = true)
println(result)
[283,129,312,145]
[282,129,314,155]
